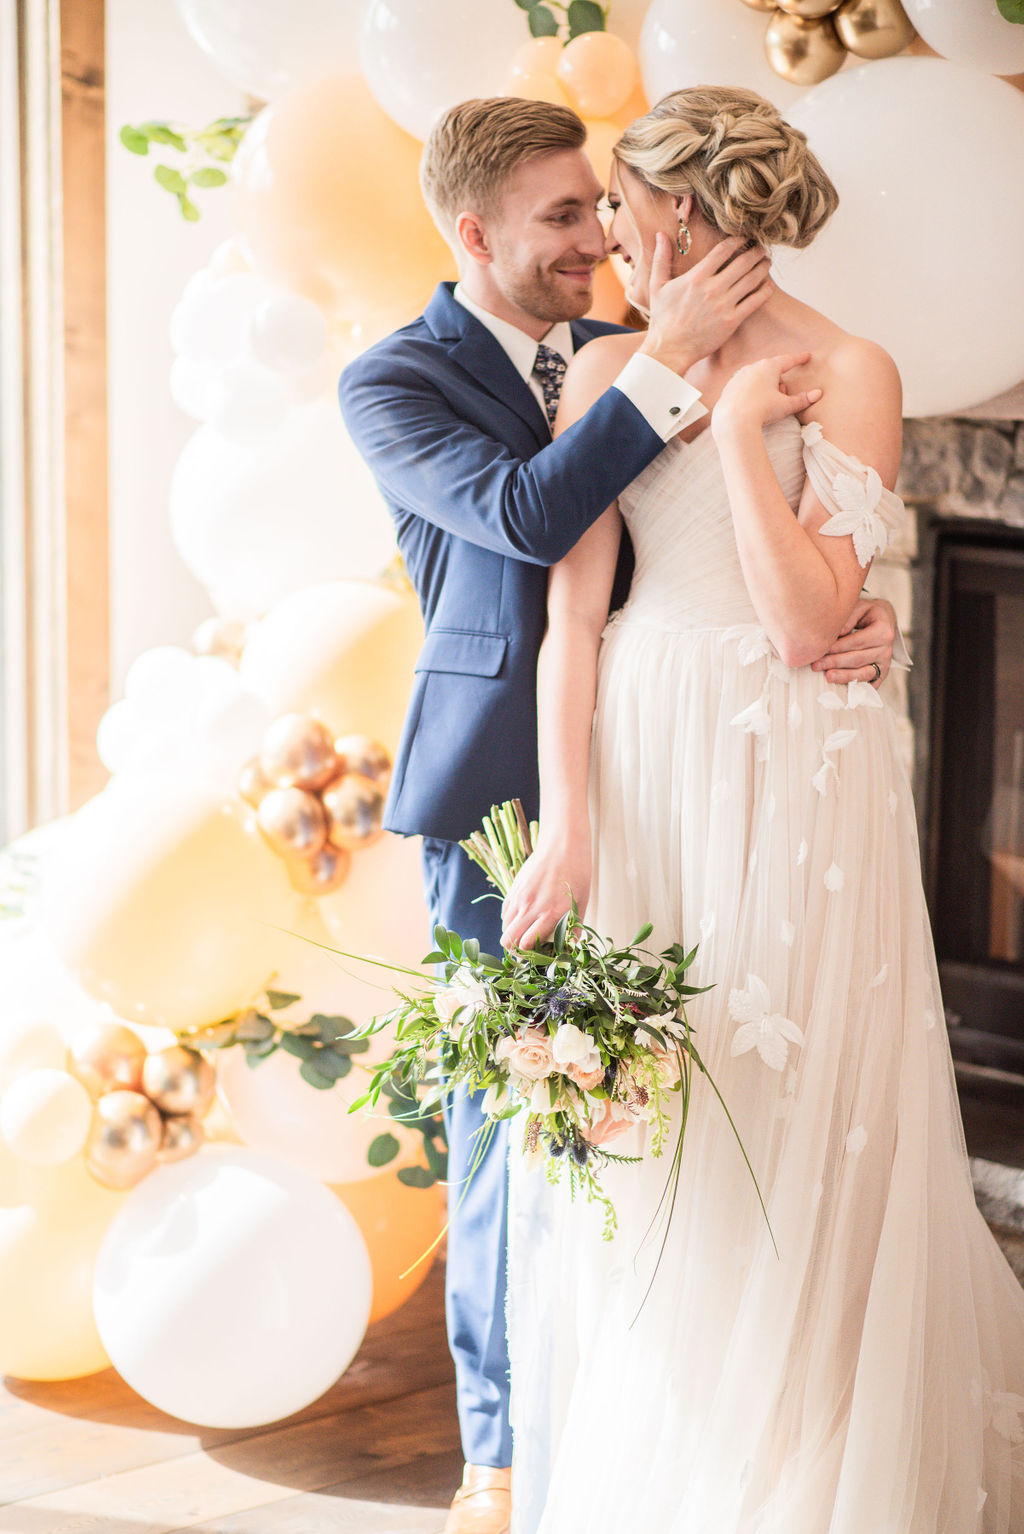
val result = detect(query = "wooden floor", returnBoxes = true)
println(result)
[0,1264,461,1534]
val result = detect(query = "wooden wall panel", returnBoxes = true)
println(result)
[60,0,108,808]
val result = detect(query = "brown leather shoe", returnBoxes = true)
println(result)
[442,1464,512,1534]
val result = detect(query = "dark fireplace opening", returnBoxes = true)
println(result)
[925,523,1024,1079]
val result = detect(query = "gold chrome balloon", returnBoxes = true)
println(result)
[834,0,916,58]
[776,0,842,16]
[765,11,846,84]
[738,0,776,10]
[67,1022,147,1101]
[141,1045,216,1118]
[157,1113,206,1163]
[238,757,271,809]
[85,1089,163,1189]
[192,615,247,664]
[259,713,339,792]
[256,786,328,858]
[287,843,351,896]
[332,734,392,792]
[322,774,386,852]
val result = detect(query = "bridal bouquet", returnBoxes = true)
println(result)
[346,802,760,1242]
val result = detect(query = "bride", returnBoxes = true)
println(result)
[499,87,1024,1533]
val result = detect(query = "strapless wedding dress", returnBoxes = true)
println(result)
[507,416,1024,1533]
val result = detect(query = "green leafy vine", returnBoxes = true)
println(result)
[515,0,607,41]
[118,115,251,221]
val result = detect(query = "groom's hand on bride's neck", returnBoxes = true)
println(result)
[640,233,774,378]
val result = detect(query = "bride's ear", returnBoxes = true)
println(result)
[672,193,695,225]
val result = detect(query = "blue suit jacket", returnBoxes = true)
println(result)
[339,282,669,842]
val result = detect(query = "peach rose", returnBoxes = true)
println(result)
[584,1098,636,1148]
[566,1061,605,1091]
[495,1028,554,1082]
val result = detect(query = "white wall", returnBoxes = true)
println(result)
[105,0,247,694]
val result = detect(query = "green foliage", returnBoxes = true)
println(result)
[515,0,606,40]
[997,0,1024,22]
[117,114,251,222]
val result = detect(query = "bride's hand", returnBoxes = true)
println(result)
[500,839,592,952]
[713,353,823,436]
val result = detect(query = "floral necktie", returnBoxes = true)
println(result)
[533,343,568,432]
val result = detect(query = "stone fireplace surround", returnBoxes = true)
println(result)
[881,414,1024,1276]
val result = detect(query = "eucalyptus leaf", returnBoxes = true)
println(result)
[278,1032,318,1062]
[298,1059,335,1090]
[997,0,1024,19]
[265,989,302,1010]
[424,1138,448,1179]
[310,1048,352,1081]
[119,125,150,156]
[235,1012,275,1043]
[154,164,186,194]
[179,196,201,222]
[189,167,228,188]
[397,1165,436,1189]
[368,1131,401,1167]
[143,123,188,151]
[567,0,605,35]
[528,4,559,37]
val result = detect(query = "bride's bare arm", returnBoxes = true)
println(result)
[500,338,635,951]
[712,338,902,669]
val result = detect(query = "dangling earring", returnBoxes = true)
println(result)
[676,219,692,258]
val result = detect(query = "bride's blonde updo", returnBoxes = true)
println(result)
[613,86,837,250]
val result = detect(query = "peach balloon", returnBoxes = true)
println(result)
[557,32,637,119]
[504,72,574,108]
[331,1167,446,1323]
[231,75,453,337]
[0,1156,125,1380]
[45,779,299,1033]
[611,78,650,130]
[509,37,563,79]
[239,580,424,754]
[583,118,627,184]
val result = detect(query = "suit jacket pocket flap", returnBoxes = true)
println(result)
[414,628,508,678]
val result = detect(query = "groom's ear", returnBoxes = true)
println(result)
[455,211,494,266]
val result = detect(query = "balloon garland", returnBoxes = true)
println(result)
[741,0,917,85]
[240,714,391,896]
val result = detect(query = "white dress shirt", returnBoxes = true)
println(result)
[453,283,706,441]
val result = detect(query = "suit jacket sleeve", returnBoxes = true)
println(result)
[339,348,666,567]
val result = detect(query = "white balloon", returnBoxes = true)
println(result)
[360,0,530,140]
[168,273,269,365]
[250,294,328,374]
[606,0,659,53]
[174,0,365,102]
[93,1147,372,1427]
[903,0,1024,77]
[98,649,270,786]
[169,400,397,621]
[0,1017,68,1096]
[217,1043,420,1184]
[169,355,215,421]
[0,1069,93,1165]
[640,0,803,115]
[205,359,291,443]
[781,58,1024,417]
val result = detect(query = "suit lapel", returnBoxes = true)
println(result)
[425,284,549,446]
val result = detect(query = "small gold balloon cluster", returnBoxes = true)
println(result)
[240,714,392,897]
[740,0,917,86]
[69,1023,216,1190]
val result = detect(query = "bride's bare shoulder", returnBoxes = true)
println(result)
[559,330,646,417]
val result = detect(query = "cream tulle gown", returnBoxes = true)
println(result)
[507,416,1024,1534]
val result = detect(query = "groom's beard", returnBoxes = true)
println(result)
[502,255,599,324]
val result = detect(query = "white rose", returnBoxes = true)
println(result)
[481,1082,513,1117]
[551,1021,601,1077]
[434,966,492,1031]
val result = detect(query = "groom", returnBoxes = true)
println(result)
[340,97,896,1534]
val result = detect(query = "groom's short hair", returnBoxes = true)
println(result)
[421,97,586,244]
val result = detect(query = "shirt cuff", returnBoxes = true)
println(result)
[612,352,707,442]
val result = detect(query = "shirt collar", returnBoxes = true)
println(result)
[453,283,574,384]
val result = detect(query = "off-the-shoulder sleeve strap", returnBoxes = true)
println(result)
[799,420,905,569]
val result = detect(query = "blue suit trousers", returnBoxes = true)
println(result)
[420,835,512,1468]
